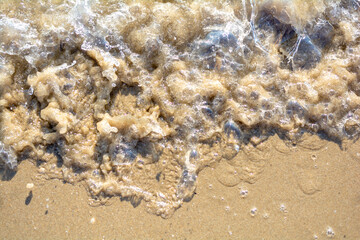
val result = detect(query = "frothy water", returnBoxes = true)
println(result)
[0,0,359,217]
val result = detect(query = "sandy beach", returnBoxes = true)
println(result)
[1,135,359,239]
[1,1,360,239]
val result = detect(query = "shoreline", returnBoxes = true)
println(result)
[1,134,359,239]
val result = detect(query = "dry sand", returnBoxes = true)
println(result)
[1,135,359,240]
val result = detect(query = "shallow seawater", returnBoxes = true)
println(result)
[0,0,359,220]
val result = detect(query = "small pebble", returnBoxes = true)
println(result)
[250,207,257,217]
[326,226,335,238]
[90,217,96,224]
[280,204,288,213]
[26,183,34,189]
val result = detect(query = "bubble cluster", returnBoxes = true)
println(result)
[0,141,17,170]
[239,187,249,198]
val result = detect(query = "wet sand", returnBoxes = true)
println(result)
[1,135,359,239]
